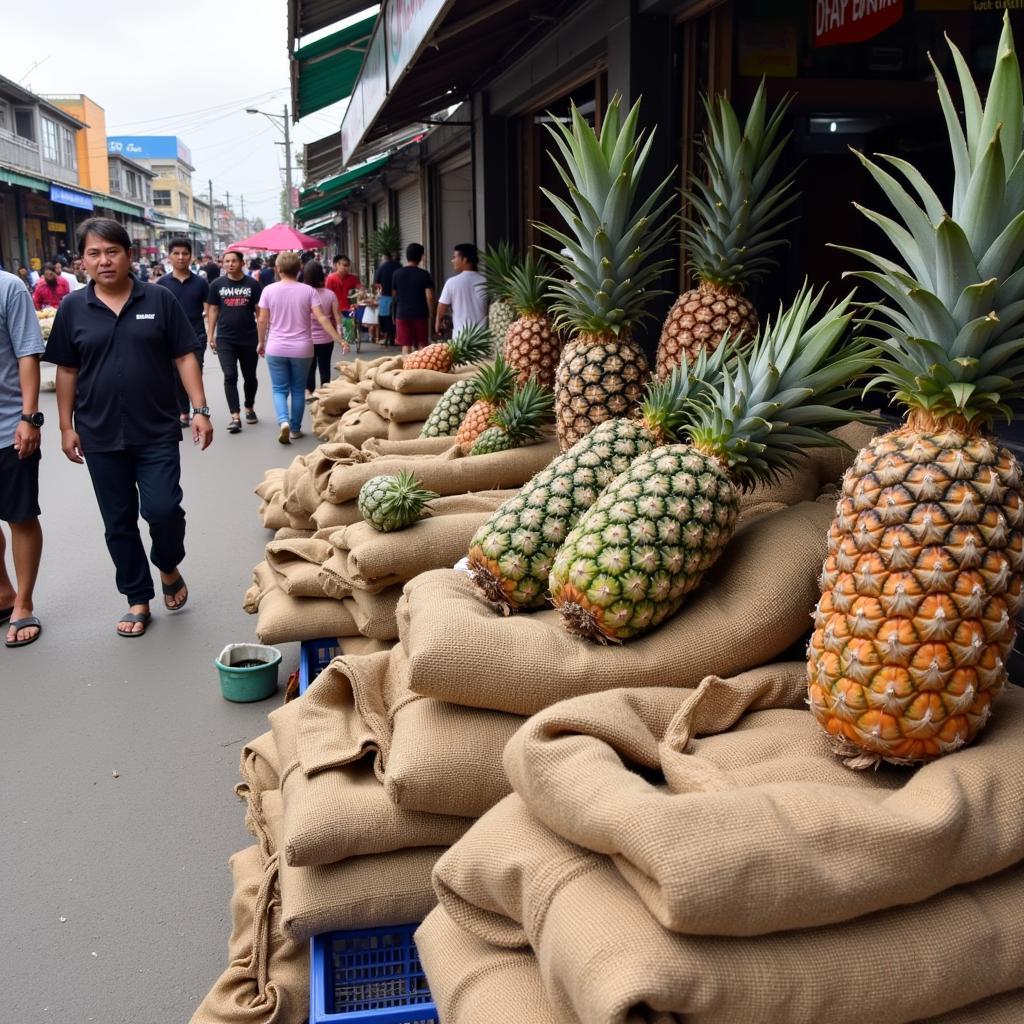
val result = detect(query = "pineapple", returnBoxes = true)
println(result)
[470,378,553,456]
[403,323,493,373]
[656,81,798,380]
[550,285,877,643]
[456,356,518,446]
[357,471,439,533]
[540,95,676,452]
[480,242,519,342]
[467,364,710,612]
[502,252,563,388]
[420,377,479,438]
[807,16,1024,767]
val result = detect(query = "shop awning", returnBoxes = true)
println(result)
[301,153,389,200]
[288,0,377,45]
[291,11,377,119]
[94,194,146,217]
[303,124,423,185]
[298,212,340,233]
[294,187,354,224]
[0,166,49,192]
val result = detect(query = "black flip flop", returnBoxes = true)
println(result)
[162,574,188,610]
[5,616,42,648]
[117,611,150,638]
[0,605,12,625]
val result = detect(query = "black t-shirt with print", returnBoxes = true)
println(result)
[208,274,262,344]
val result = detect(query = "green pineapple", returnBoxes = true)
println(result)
[357,471,440,533]
[550,285,877,642]
[480,242,519,343]
[456,356,520,446]
[469,378,554,456]
[420,377,480,438]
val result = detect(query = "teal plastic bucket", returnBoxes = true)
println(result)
[216,643,282,702]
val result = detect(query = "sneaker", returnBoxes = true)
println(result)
[289,430,305,440]
[227,419,242,434]
[245,409,258,425]
[278,422,291,445]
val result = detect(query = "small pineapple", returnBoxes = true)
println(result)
[656,81,798,379]
[502,252,562,389]
[403,323,493,373]
[480,242,519,342]
[469,378,553,456]
[357,471,440,532]
[551,285,877,643]
[420,378,479,438]
[540,95,676,451]
[455,356,518,447]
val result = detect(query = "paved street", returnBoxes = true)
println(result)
[2,348,383,1022]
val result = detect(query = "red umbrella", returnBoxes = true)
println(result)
[230,223,325,251]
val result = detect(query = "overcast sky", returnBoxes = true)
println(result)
[0,1,363,225]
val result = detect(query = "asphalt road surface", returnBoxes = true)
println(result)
[2,345,387,1022]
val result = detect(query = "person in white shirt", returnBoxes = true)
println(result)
[435,243,488,337]
[54,260,83,292]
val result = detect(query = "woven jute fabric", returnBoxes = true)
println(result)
[403,500,833,714]
[337,635,394,656]
[255,588,358,644]
[367,389,442,424]
[260,493,290,530]
[434,794,1024,1024]
[362,436,456,457]
[339,355,400,382]
[255,468,285,502]
[311,498,362,530]
[284,470,320,517]
[316,552,356,599]
[346,586,403,640]
[503,671,1024,935]
[387,418,427,441]
[244,561,277,615]
[372,364,478,394]
[189,844,307,1024]
[316,381,366,416]
[272,527,314,541]
[269,696,470,867]
[335,403,389,448]
[264,537,333,598]
[237,730,281,798]
[326,439,558,503]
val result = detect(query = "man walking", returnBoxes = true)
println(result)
[325,255,360,315]
[435,243,487,337]
[32,263,69,311]
[258,255,276,286]
[208,248,261,434]
[0,267,45,648]
[373,249,402,345]
[201,253,220,284]
[156,238,210,427]
[391,243,435,354]
[55,259,83,293]
[44,217,213,638]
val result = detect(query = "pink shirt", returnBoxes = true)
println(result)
[311,287,338,343]
[258,280,321,357]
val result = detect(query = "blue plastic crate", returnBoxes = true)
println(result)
[309,924,438,1024]
[299,638,341,695]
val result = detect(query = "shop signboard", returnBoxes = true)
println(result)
[50,184,94,211]
[814,0,904,47]
[23,193,51,217]
[107,136,193,165]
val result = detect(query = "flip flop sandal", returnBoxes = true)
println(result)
[162,574,188,610]
[0,605,12,625]
[5,616,42,648]
[116,611,150,638]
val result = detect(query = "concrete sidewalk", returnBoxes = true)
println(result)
[2,346,391,1022]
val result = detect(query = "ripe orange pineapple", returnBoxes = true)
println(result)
[403,323,492,373]
[502,253,562,389]
[455,356,517,447]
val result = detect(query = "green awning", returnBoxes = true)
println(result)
[295,187,354,223]
[301,153,389,200]
[292,12,376,118]
[94,194,146,217]
[0,166,49,192]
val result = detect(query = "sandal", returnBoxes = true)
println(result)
[5,616,41,647]
[162,574,188,610]
[117,611,150,638]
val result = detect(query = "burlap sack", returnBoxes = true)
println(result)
[362,436,456,457]
[255,589,358,645]
[189,844,307,1024]
[337,636,394,656]
[387,418,427,441]
[336,403,389,447]
[317,380,365,416]
[372,364,478,394]
[346,587,402,640]
[244,561,277,615]
[504,671,1024,935]
[260,494,290,530]
[284,471,321,517]
[327,439,558,503]
[237,730,281,798]
[271,527,314,541]
[255,468,286,502]
[269,696,470,867]
[366,389,441,424]
[303,442,364,496]
[434,795,1024,1024]
[316,553,355,599]
[264,537,333,598]
[404,500,833,714]
[339,355,401,382]
[311,498,362,530]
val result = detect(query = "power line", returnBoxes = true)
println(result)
[107,89,285,131]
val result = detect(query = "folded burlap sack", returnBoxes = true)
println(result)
[362,436,456,457]
[346,587,403,640]
[327,439,558,503]
[338,635,394,656]
[255,468,286,502]
[387,418,427,441]
[264,537,333,598]
[317,380,366,416]
[367,389,441,424]
[284,471,321,518]
[260,494,290,530]
[434,794,1024,1024]
[190,844,306,1024]
[237,730,281,798]
[316,553,355,599]
[338,355,401,382]
[311,498,362,531]
[255,589,358,645]
[269,696,470,867]
[403,500,833,714]
[303,442,365,493]
[504,669,1024,935]
[244,561,277,615]
[271,527,314,541]
[372,364,478,394]
[335,403,389,448]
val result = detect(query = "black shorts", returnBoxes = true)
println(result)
[0,446,41,523]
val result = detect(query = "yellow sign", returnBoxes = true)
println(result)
[47,221,66,232]
[739,21,798,78]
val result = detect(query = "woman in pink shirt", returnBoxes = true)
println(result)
[257,251,346,444]
[301,260,341,400]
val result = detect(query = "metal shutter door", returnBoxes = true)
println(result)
[397,183,422,257]
[374,199,387,230]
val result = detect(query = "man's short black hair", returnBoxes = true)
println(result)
[42,262,56,273]
[406,243,424,263]
[249,257,262,270]
[334,254,350,265]
[168,237,193,254]
[453,243,478,268]
[77,216,132,256]
[267,254,277,267]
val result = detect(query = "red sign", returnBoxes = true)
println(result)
[814,0,904,47]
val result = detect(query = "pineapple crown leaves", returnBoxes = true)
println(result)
[480,242,519,301]
[837,12,1024,429]
[535,94,678,335]
[472,355,519,402]
[638,348,729,443]
[685,80,801,288]
[506,250,552,316]
[447,322,495,365]
[366,471,439,520]
[686,283,881,489]
[490,378,554,442]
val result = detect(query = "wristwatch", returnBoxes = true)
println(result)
[191,406,211,417]
[21,412,44,427]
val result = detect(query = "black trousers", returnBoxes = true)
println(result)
[85,443,185,605]
[216,339,259,414]
[174,339,205,417]
[306,341,334,392]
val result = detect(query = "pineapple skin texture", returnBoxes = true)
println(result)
[488,299,517,343]
[656,282,758,381]
[421,379,477,437]
[549,445,740,642]
[357,475,422,532]
[470,425,515,456]
[467,418,659,610]
[456,400,499,446]
[555,334,650,452]
[503,313,563,389]
[808,427,1024,765]
[404,342,453,372]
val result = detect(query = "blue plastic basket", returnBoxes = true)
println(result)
[299,638,341,695]
[309,925,438,1024]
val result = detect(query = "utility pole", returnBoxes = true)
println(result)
[240,194,246,232]
[283,104,293,226]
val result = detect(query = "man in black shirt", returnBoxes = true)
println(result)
[156,237,210,426]
[373,250,402,346]
[45,217,213,638]
[258,255,276,287]
[207,248,261,434]
[201,254,220,284]
[391,243,435,354]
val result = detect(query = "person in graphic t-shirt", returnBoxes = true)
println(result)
[390,243,435,354]
[435,243,487,337]
[207,248,262,433]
